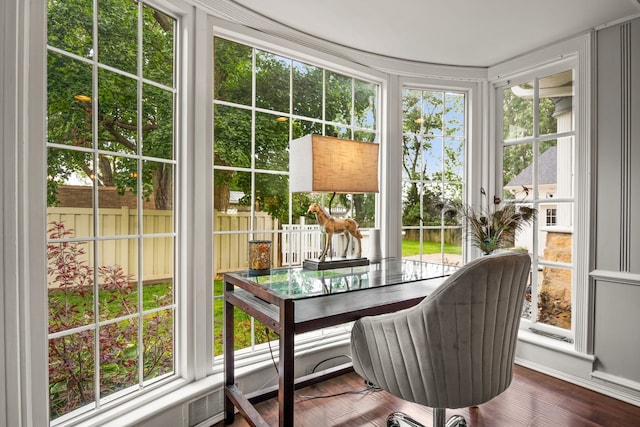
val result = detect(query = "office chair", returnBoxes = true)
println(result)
[351,252,531,427]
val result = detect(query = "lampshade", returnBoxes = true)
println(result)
[289,134,379,194]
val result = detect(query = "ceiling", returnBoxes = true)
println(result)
[230,0,640,67]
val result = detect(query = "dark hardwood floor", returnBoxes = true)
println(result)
[214,365,640,426]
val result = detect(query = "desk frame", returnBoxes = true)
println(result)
[224,269,448,426]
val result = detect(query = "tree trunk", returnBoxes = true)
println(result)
[153,164,172,210]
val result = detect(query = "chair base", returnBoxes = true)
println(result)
[387,411,467,427]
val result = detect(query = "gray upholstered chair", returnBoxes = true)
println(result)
[350,252,531,427]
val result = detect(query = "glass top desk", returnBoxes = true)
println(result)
[224,258,457,426]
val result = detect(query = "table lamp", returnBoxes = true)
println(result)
[289,134,379,270]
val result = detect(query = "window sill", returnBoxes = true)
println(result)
[63,374,223,427]
[517,329,595,362]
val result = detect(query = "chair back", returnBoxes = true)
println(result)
[351,252,531,409]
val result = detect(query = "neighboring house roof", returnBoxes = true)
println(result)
[506,145,557,188]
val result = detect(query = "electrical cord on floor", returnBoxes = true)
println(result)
[264,328,383,400]
[296,380,382,400]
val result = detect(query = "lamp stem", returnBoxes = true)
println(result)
[328,192,336,216]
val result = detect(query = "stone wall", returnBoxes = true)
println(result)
[539,230,572,329]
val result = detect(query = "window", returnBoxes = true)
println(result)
[46,0,177,422]
[499,67,575,337]
[401,88,465,266]
[212,37,380,357]
[546,208,557,226]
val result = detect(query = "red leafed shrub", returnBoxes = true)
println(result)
[47,221,173,419]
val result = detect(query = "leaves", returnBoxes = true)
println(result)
[47,221,173,419]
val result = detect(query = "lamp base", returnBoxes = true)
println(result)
[303,257,370,271]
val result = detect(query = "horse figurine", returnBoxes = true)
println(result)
[307,203,362,262]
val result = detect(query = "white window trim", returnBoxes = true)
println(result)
[209,18,390,369]
[488,33,593,354]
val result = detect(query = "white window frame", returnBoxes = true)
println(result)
[3,1,213,426]
[488,34,593,353]
[210,19,389,369]
[399,85,468,264]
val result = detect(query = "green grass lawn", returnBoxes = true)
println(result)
[402,239,462,257]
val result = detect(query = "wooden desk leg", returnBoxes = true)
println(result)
[224,283,235,424]
[278,299,295,427]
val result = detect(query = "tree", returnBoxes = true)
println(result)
[213,38,378,225]
[401,90,464,229]
[501,86,557,190]
[47,0,175,209]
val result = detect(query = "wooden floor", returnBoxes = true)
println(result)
[214,365,640,426]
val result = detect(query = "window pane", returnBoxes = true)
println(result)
[98,69,138,154]
[538,70,573,136]
[423,91,443,136]
[543,137,574,199]
[292,61,322,119]
[47,52,93,148]
[214,170,251,231]
[403,134,422,180]
[96,155,139,236]
[255,111,289,171]
[403,89,422,134]
[97,239,138,321]
[142,6,175,87]
[423,136,442,180]
[445,137,464,182]
[47,0,93,58]
[47,236,95,328]
[49,332,96,418]
[255,50,290,112]
[538,266,572,330]
[539,202,573,264]
[354,79,377,129]
[445,93,464,137]
[325,71,352,125]
[100,319,139,399]
[292,119,322,139]
[503,142,533,196]
[142,83,174,160]
[98,0,138,74]
[325,125,350,139]
[47,149,96,237]
[402,181,421,227]
[422,183,443,226]
[142,160,173,212]
[142,237,174,301]
[213,38,252,105]
[142,309,174,380]
[214,104,251,168]
[255,172,288,226]
[354,130,377,142]
[504,82,533,140]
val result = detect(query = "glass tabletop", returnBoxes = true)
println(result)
[230,258,458,299]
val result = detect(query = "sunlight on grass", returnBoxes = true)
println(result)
[402,239,462,257]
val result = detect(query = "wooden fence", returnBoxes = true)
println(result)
[47,207,173,288]
[47,207,375,284]
[213,211,280,275]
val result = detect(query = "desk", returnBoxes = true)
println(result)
[224,258,456,427]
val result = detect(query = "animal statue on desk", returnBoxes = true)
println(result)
[307,203,362,262]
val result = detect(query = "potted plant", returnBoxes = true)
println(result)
[456,188,537,255]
